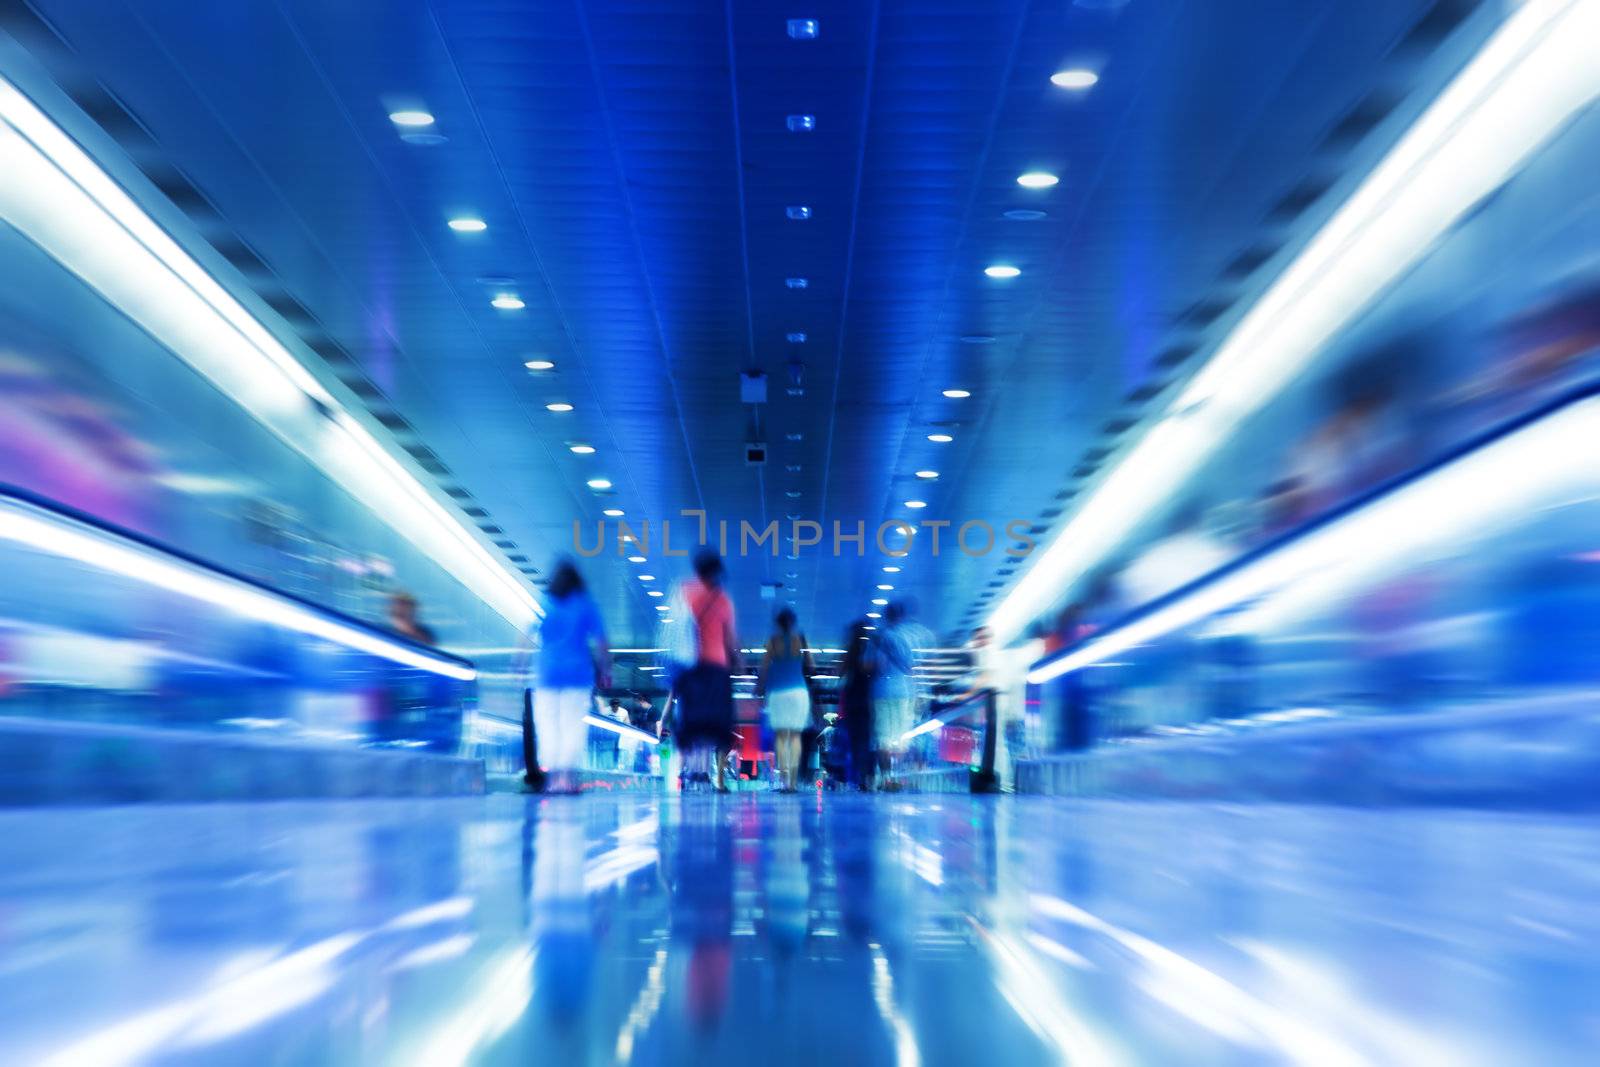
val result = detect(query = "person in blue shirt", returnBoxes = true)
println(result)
[531,559,611,792]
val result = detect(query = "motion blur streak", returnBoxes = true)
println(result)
[1029,895,1366,1067]
[972,922,1125,1067]
[406,947,536,1067]
[1028,390,1600,683]
[0,494,475,680]
[990,0,1600,643]
[0,74,540,628]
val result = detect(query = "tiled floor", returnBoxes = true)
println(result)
[2,793,1596,1065]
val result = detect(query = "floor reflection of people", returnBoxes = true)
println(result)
[666,802,735,1035]
[526,801,596,1044]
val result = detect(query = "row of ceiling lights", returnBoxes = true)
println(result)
[867,59,1099,625]
[385,102,649,613]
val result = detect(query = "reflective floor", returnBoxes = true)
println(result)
[2,794,1597,1066]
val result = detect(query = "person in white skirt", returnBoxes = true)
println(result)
[757,607,815,792]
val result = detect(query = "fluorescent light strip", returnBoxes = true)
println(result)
[0,495,476,681]
[989,0,1600,644]
[0,76,539,628]
[1027,395,1599,684]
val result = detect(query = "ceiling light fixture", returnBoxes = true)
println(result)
[786,114,817,132]
[603,508,624,517]
[787,18,820,39]
[447,217,487,232]
[877,584,894,591]
[943,389,970,399]
[629,555,647,564]
[786,205,812,220]
[586,478,612,489]
[872,598,889,606]
[984,265,1021,279]
[927,433,953,444]
[1016,172,1059,189]
[546,402,574,413]
[904,500,927,509]
[388,109,435,127]
[639,573,655,581]
[866,612,882,619]
[648,590,664,598]
[882,566,901,573]
[524,359,555,371]
[1050,69,1099,90]
[915,470,939,479]
[569,444,596,455]
[491,293,525,309]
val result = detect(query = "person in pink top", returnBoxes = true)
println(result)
[671,549,741,791]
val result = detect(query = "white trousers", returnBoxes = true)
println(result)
[533,687,591,771]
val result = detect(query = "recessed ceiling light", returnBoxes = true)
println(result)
[942,389,971,399]
[882,565,901,573]
[927,433,953,443]
[904,500,927,509]
[786,114,817,132]
[786,277,809,289]
[569,443,596,454]
[524,359,555,370]
[786,331,807,343]
[447,217,487,232]
[546,402,574,412]
[1017,172,1059,189]
[628,555,647,564]
[984,265,1021,279]
[786,18,820,39]
[1050,68,1099,90]
[1002,209,1047,222]
[915,470,939,479]
[491,293,525,309]
[639,573,655,581]
[863,624,876,630]
[587,478,612,489]
[877,584,893,591]
[648,590,664,598]
[872,598,889,606]
[656,605,671,612]
[603,508,624,517]
[388,109,435,127]
[866,612,882,619]
[786,205,812,220]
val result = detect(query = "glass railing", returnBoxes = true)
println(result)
[1026,384,1600,751]
[0,484,475,752]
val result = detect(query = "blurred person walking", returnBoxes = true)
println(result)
[758,606,815,792]
[670,549,740,791]
[387,591,436,644]
[529,559,610,793]
[872,600,922,790]
[839,618,877,790]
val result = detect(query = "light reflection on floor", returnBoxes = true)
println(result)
[1,794,1596,1065]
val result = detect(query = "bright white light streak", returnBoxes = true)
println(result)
[1030,895,1365,1067]
[1027,396,1599,684]
[0,75,539,629]
[870,944,922,1067]
[388,934,477,974]
[40,934,363,1067]
[972,923,1125,1067]
[0,497,475,680]
[384,896,475,930]
[614,948,669,1064]
[989,0,1600,644]
[407,946,535,1067]
[1025,932,1097,971]
[584,843,660,892]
